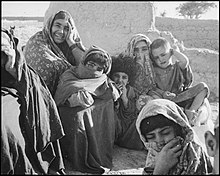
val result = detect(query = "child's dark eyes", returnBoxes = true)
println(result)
[122,75,128,79]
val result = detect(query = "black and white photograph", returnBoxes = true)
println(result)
[1,1,219,175]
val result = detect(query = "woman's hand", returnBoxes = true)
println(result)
[66,23,77,46]
[153,138,182,175]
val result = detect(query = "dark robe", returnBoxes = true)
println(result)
[1,28,65,174]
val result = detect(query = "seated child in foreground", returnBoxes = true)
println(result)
[149,37,210,126]
[109,56,144,150]
[54,45,120,108]
[136,99,213,175]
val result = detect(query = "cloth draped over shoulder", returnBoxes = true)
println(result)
[121,34,156,95]
[1,28,65,174]
[136,99,213,175]
[54,45,120,106]
[24,10,86,96]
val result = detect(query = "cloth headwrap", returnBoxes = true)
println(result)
[123,33,151,58]
[53,10,71,21]
[43,10,86,59]
[82,45,112,74]
[136,99,213,175]
[140,114,178,136]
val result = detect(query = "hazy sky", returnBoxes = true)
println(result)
[1,1,219,20]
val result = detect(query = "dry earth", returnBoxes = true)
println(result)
[64,102,219,175]
[2,20,219,175]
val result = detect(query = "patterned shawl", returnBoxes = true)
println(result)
[24,10,86,96]
[121,34,156,94]
[136,99,212,175]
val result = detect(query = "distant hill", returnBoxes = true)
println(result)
[2,16,44,22]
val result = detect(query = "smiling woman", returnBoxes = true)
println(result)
[23,10,86,96]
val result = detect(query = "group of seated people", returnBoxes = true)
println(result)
[1,10,219,175]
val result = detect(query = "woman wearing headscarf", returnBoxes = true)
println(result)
[24,10,86,96]
[118,34,160,111]
[1,28,65,174]
[136,99,213,175]
[54,45,120,107]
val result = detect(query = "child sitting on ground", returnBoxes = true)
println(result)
[109,56,144,150]
[54,45,120,108]
[149,37,210,127]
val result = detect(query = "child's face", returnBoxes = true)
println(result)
[134,41,149,59]
[145,126,176,151]
[111,72,129,86]
[85,61,104,77]
[151,46,172,69]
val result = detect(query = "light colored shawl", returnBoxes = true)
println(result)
[122,34,156,94]
[136,99,212,175]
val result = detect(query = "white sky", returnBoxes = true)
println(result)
[1,1,219,20]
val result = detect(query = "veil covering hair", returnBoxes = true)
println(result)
[24,10,86,96]
[136,99,213,175]
[43,10,86,59]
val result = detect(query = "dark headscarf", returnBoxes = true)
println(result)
[140,114,182,140]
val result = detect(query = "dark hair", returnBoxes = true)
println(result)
[84,52,111,74]
[110,54,136,84]
[140,114,183,141]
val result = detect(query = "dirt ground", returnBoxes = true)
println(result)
[64,102,219,175]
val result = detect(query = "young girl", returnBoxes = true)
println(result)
[136,99,213,175]
[149,37,210,126]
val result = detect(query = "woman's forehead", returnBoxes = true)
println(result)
[53,19,69,26]
[135,40,148,48]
